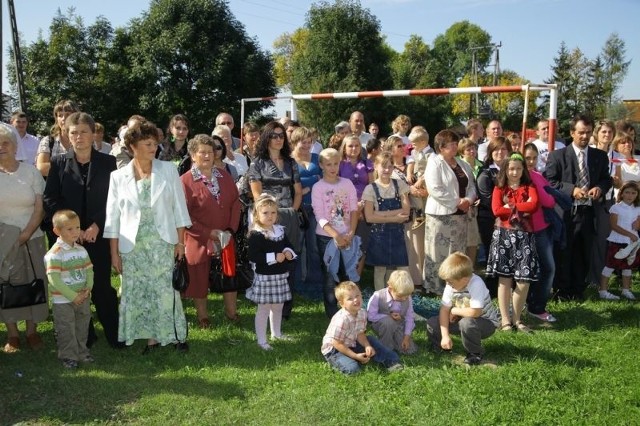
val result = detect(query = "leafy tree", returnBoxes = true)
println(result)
[600,33,631,107]
[273,28,309,89]
[127,0,276,133]
[287,0,393,134]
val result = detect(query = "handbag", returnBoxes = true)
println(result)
[297,207,310,230]
[0,245,47,310]
[172,256,190,292]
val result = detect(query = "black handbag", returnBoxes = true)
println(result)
[172,257,190,292]
[0,245,47,310]
[209,255,253,294]
[297,207,310,230]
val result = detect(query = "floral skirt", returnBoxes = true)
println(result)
[486,227,539,282]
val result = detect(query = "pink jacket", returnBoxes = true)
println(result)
[530,170,556,232]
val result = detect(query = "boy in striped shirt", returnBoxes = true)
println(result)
[44,210,94,369]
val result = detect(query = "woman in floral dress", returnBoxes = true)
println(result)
[104,120,192,354]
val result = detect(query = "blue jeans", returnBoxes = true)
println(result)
[323,335,401,374]
[316,234,348,318]
[527,227,555,314]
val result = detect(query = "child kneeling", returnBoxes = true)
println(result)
[426,252,499,366]
[366,270,417,354]
[321,281,403,374]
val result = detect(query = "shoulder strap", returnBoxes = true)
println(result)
[392,178,400,200]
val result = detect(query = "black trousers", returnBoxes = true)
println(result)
[555,206,595,299]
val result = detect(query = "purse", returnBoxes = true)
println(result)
[172,256,190,292]
[297,207,310,230]
[0,245,47,310]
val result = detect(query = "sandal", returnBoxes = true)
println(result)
[225,313,240,323]
[198,318,211,329]
[26,333,44,350]
[515,321,533,334]
[3,336,20,353]
[500,323,513,332]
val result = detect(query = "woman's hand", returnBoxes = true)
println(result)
[457,198,470,213]
[81,223,100,244]
[111,252,122,274]
[17,230,31,246]
[174,243,185,260]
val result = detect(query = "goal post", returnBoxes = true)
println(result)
[240,83,559,149]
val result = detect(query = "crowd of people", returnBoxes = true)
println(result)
[0,101,638,371]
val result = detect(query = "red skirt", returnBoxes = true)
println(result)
[605,241,640,270]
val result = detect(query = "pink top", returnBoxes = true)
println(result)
[529,170,556,232]
[311,177,359,237]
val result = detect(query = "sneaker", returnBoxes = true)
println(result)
[62,359,78,369]
[258,342,273,351]
[529,311,557,323]
[464,353,482,366]
[387,363,404,372]
[621,289,636,300]
[599,290,620,300]
[81,354,95,363]
[271,334,293,342]
[614,240,639,259]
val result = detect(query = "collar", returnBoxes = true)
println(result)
[56,237,77,250]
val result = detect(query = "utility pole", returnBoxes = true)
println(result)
[8,0,26,113]
[468,42,502,118]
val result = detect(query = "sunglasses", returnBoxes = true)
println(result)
[270,133,285,140]
[213,145,223,151]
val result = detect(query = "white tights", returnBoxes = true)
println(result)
[255,303,284,345]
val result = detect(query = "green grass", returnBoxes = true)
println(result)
[2,275,640,425]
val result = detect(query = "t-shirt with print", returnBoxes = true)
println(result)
[441,274,499,327]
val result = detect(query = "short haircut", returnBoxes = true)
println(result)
[391,114,411,133]
[0,122,19,146]
[382,134,403,152]
[168,114,190,133]
[94,122,104,134]
[438,251,473,282]
[615,119,636,136]
[290,126,312,146]
[212,124,231,139]
[242,121,260,136]
[66,112,95,133]
[374,150,393,167]
[340,134,361,158]
[466,118,482,136]
[523,142,538,154]
[457,137,478,156]
[387,270,414,297]
[124,120,159,149]
[52,209,80,229]
[570,114,594,131]
[433,129,460,152]
[484,136,512,165]
[319,147,340,164]
[408,127,429,144]
[612,132,634,153]
[594,119,616,143]
[335,121,350,134]
[617,181,640,206]
[335,281,360,302]
[10,111,27,122]
[188,134,215,155]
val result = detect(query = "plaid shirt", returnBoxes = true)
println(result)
[321,308,367,355]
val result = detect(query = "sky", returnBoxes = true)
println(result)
[2,0,639,117]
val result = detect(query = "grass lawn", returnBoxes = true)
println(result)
[2,273,640,425]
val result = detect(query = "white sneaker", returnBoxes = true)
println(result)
[599,290,620,300]
[387,363,404,372]
[621,289,636,300]
[614,240,640,259]
[271,334,293,341]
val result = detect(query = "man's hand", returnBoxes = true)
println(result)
[441,336,453,350]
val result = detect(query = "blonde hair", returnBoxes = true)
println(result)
[52,209,80,229]
[438,251,473,282]
[319,147,340,164]
[387,270,414,297]
[340,134,361,158]
[290,126,313,146]
[252,194,278,229]
[335,281,360,302]
[391,114,411,133]
[382,135,403,152]
[408,126,429,145]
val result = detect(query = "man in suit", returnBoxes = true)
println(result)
[44,112,122,348]
[544,114,612,301]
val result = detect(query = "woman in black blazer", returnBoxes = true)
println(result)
[43,112,121,348]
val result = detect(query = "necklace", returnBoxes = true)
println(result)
[0,162,19,175]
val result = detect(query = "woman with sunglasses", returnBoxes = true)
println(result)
[247,121,302,319]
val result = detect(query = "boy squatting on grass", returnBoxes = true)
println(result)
[44,209,94,369]
[426,252,500,366]
[366,270,418,354]
[321,281,403,374]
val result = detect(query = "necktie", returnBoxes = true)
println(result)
[578,150,588,191]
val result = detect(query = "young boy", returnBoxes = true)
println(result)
[366,270,417,354]
[426,252,499,365]
[44,210,94,369]
[321,281,403,374]
[406,126,432,229]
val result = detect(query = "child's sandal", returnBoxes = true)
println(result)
[515,321,533,334]
[500,323,513,332]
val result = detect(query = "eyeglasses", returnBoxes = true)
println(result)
[270,133,285,140]
[213,145,223,150]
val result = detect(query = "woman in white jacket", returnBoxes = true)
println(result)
[423,130,477,295]
[104,121,192,354]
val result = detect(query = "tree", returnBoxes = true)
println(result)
[272,28,309,89]
[127,0,276,133]
[287,0,393,134]
[600,33,631,106]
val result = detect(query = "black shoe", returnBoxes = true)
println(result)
[110,341,127,350]
[141,343,160,355]
[175,342,189,353]
[464,353,482,366]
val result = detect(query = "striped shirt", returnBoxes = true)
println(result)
[44,238,93,304]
